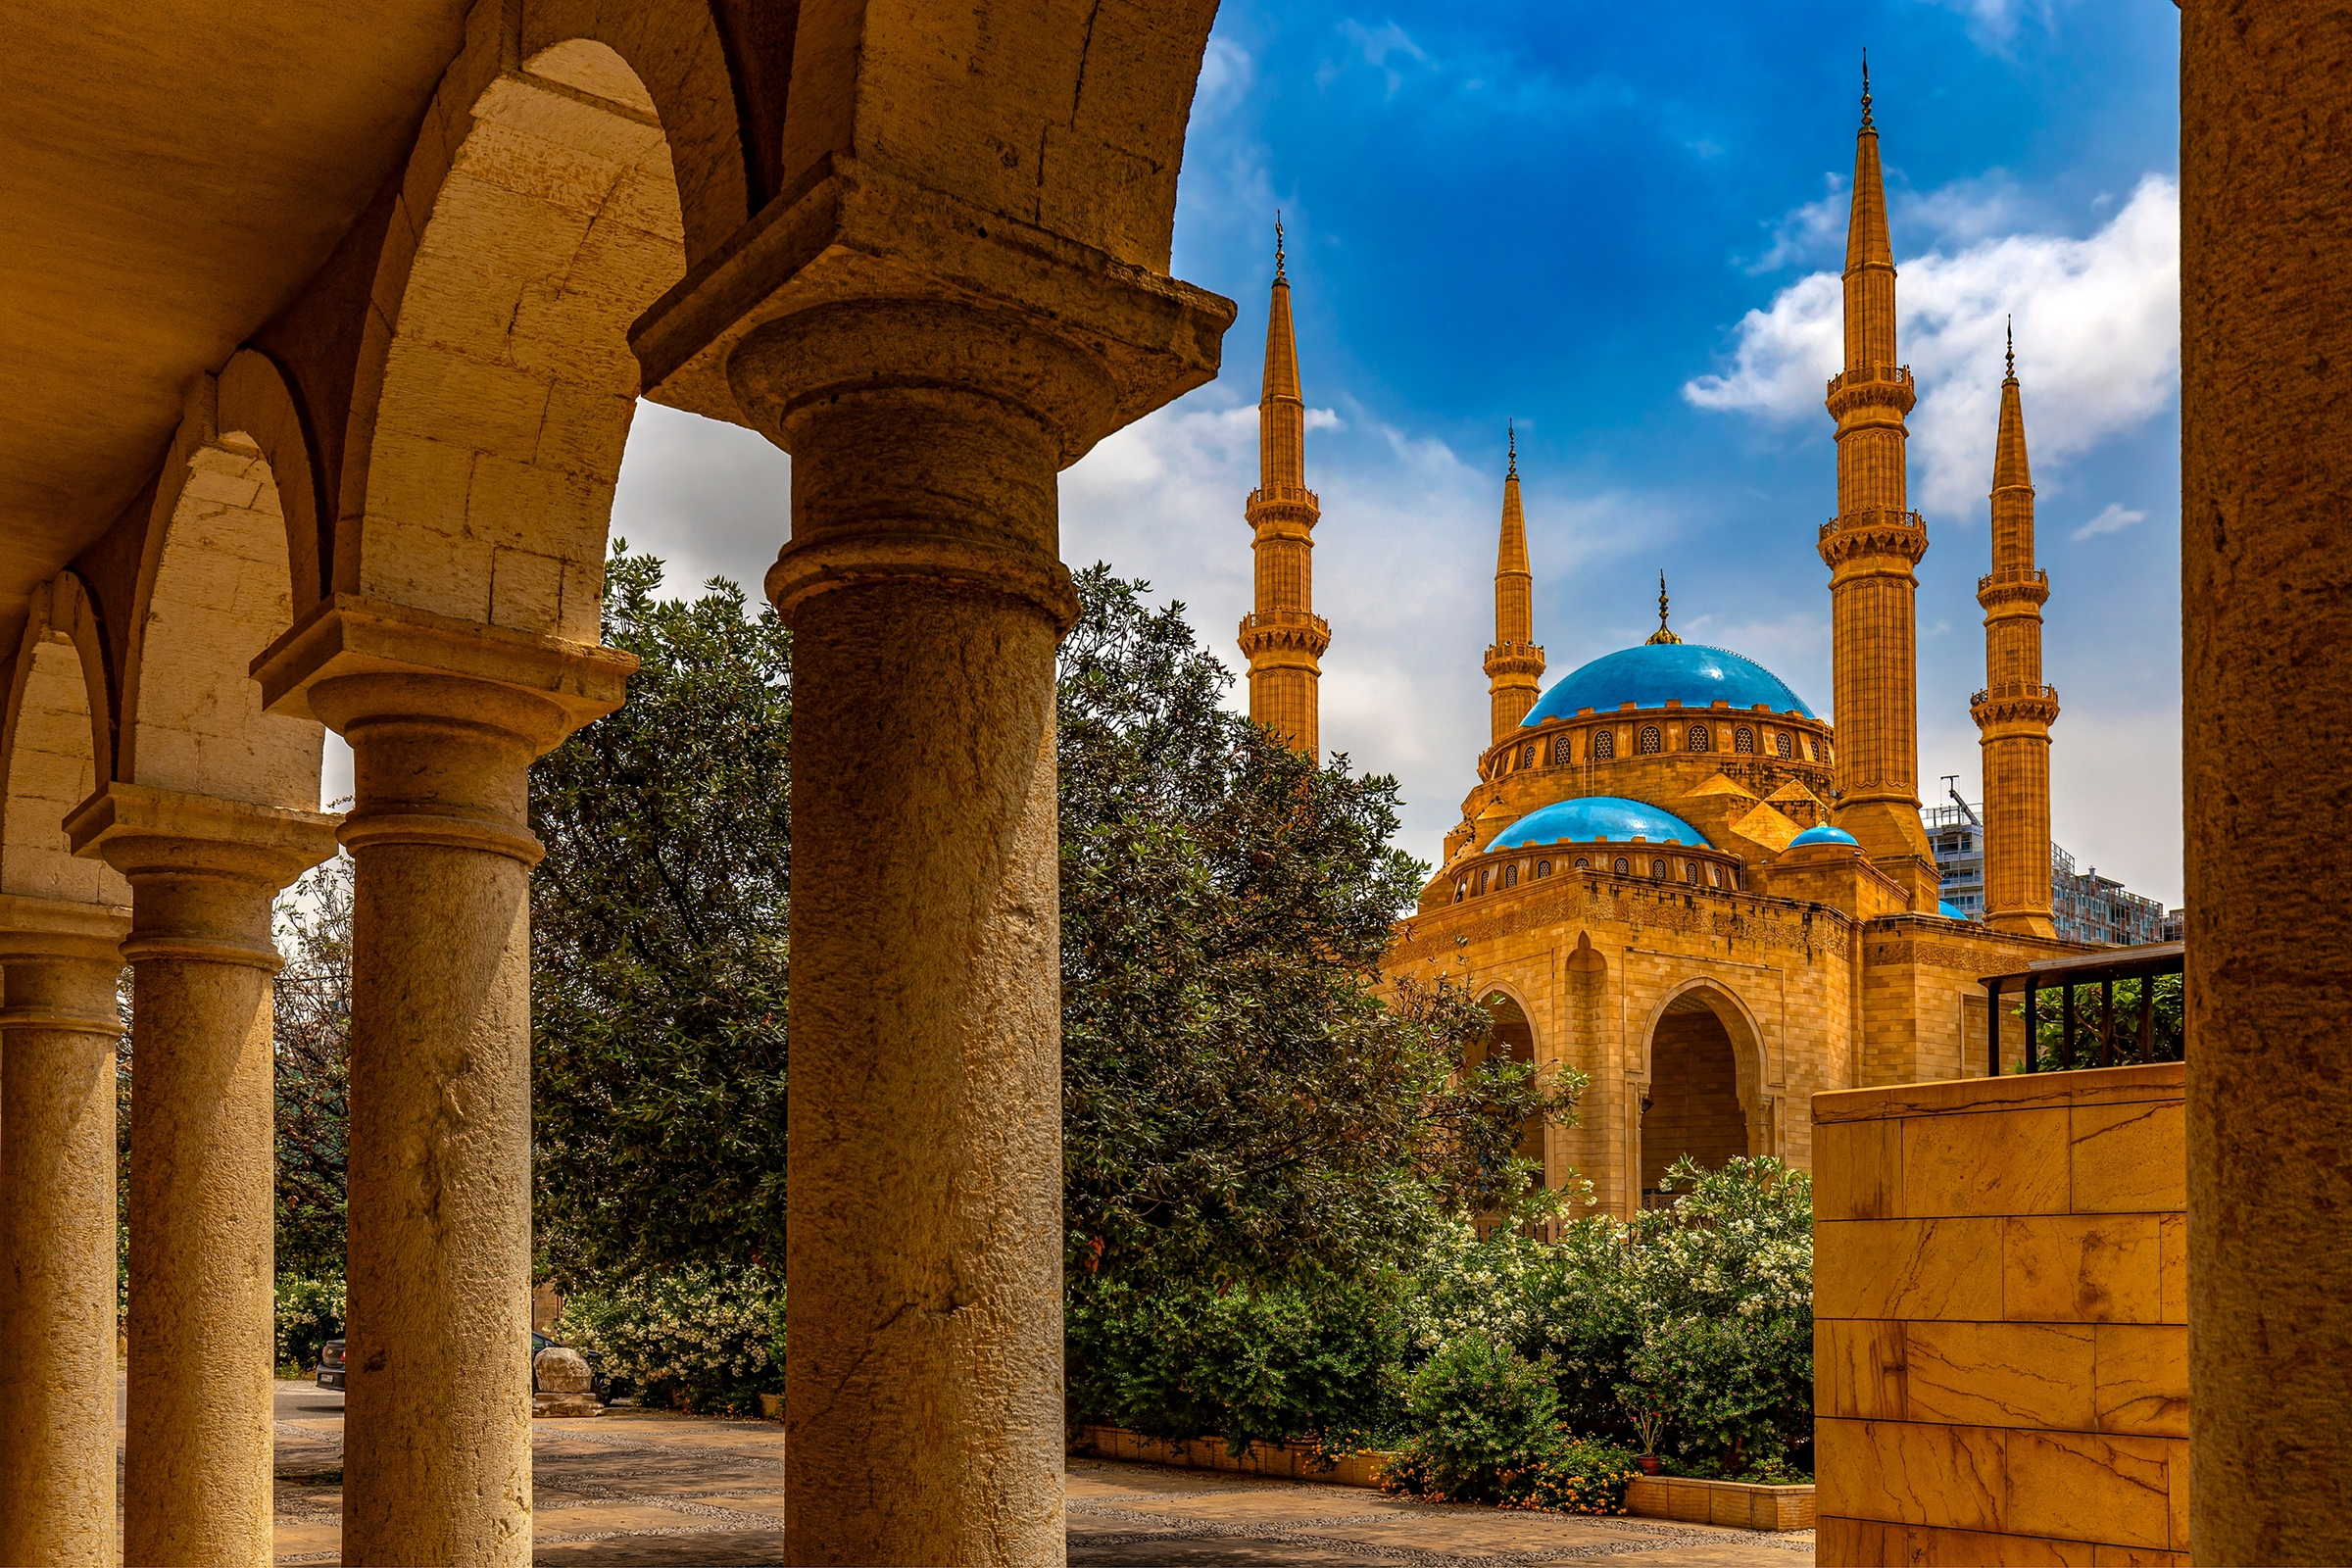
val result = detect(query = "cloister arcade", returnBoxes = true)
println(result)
[0,3,2344,1565]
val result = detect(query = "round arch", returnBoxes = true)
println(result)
[1633,976,1779,1198]
[1472,982,1548,1194]
[2,574,130,907]
[335,26,698,644]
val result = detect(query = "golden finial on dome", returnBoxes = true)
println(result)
[1647,571,1684,645]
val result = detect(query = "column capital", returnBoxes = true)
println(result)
[250,594,637,755]
[66,784,339,970]
[0,892,129,1034]
[630,153,1235,466]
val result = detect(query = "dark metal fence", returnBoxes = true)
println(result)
[1982,941,2184,1076]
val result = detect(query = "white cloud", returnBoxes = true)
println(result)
[1684,173,2179,523]
[1746,175,1847,273]
[1916,0,2062,45]
[2071,502,2145,541]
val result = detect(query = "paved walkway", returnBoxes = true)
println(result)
[266,1386,1811,1566]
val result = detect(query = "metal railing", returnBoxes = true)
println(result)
[1983,942,2183,1075]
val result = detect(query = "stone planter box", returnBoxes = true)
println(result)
[1626,1473,1815,1532]
[1072,1424,1813,1532]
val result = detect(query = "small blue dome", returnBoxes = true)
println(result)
[1787,824,1861,850]
[1520,642,1817,726]
[1488,796,1710,851]
[1938,901,1972,920]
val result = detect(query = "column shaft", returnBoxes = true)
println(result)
[2183,5,2352,1563]
[0,941,124,1567]
[756,343,1067,1566]
[310,690,547,1566]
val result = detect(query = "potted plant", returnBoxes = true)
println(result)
[1629,1406,1667,1476]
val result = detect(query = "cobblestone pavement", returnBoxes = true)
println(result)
[264,1396,1812,1567]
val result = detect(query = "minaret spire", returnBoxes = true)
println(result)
[1485,424,1544,740]
[1974,335,2061,936]
[1820,65,1936,904]
[1239,216,1329,754]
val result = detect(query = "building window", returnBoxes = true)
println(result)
[1735,726,1755,754]
[1520,744,1537,769]
[1552,734,1573,765]
[1651,858,1668,878]
[1536,859,1552,877]
[1639,726,1661,755]
[1502,863,1519,888]
[1686,862,1700,884]
[1687,724,1711,753]
[1775,731,1793,759]
[1708,864,1723,887]
[1593,729,1617,760]
[1613,856,1631,874]
[1453,880,1467,903]
[1575,858,1591,870]
[1807,737,1822,760]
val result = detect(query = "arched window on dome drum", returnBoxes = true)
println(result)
[1735,726,1754,755]
[1454,880,1467,903]
[1552,734,1573,765]
[1575,858,1591,870]
[1807,736,1822,761]
[1650,858,1668,878]
[1613,857,1631,874]
[1536,860,1552,877]
[1593,729,1617,760]
[1687,724,1710,753]
[1520,744,1537,769]
[1639,726,1660,755]
[1776,731,1793,758]
[1502,863,1519,889]
[1685,862,1700,884]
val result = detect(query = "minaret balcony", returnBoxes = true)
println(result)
[1977,566,2051,608]
[1247,485,1321,510]
[1969,682,2061,728]
[1238,608,1332,659]
[1825,362,1917,416]
[1818,509,1929,567]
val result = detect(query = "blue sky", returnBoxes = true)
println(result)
[612,0,2185,906]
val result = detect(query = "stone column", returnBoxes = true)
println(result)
[727,300,1111,1566]
[0,894,131,1567]
[253,603,630,1566]
[67,786,336,1567]
[2182,8,2352,1564]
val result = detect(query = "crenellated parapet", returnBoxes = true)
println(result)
[1819,509,1930,569]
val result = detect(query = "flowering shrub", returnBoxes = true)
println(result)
[1377,1332,1636,1513]
[275,1275,346,1371]
[1067,1273,1406,1455]
[558,1265,780,1413]
[1400,1156,1814,1468]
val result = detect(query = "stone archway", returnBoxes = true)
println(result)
[1475,987,1547,1187]
[1637,981,1773,1202]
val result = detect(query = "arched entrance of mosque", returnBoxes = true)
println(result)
[1474,988,1548,1200]
[1637,982,1770,1205]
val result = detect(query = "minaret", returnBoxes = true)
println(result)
[1973,325,2061,937]
[1485,422,1545,740]
[1819,56,1937,899]
[1239,215,1331,754]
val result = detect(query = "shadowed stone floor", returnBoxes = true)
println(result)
[261,1387,1812,1566]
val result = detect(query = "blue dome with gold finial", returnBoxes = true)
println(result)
[1488,796,1710,851]
[1521,643,1818,726]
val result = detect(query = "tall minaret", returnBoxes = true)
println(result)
[1485,422,1545,740]
[1819,57,1936,898]
[1239,215,1330,754]
[1973,325,2061,936]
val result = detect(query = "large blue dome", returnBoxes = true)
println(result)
[1488,796,1711,851]
[1520,643,1817,726]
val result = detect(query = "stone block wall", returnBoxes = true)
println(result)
[1812,1062,2187,1565]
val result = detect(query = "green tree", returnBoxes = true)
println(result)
[1057,566,1581,1292]
[274,856,355,1279]
[529,546,792,1281]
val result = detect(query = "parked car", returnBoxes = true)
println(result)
[316,1334,616,1401]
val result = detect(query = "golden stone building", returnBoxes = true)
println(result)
[1323,88,2091,1215]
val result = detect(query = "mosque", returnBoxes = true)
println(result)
[1238,87,2088,1213]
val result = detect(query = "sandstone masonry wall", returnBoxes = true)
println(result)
[1812,1062,2187,1566]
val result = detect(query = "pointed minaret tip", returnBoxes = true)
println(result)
[1506,418,1517,479]
[1861,47,1873,128]
[2005,315,2016,381]
[1646,571,1684,645]
[1274,210,1287,283]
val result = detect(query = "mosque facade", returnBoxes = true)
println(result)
[1243,88,2091,1215]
